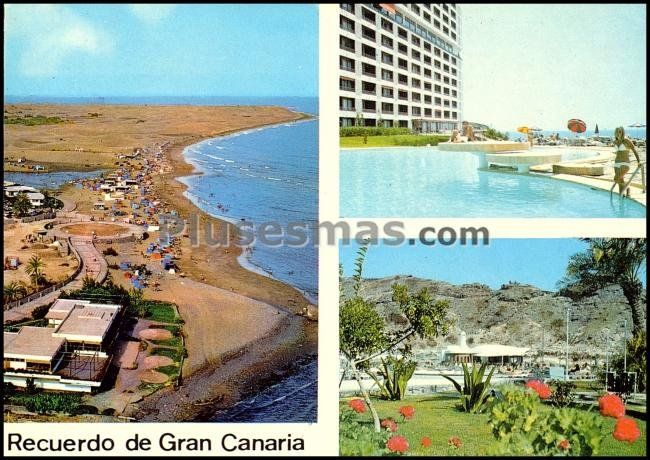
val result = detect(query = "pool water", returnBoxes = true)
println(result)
[340,148,646,218]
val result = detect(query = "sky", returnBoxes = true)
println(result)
[460,4,646,131]
[340,238,640,292]
[3,4,318,98]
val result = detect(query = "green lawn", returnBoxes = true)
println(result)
[340,134,449,148]
[340,394,646,456]
[142,301,182,324]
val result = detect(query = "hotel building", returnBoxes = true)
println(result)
[339,3,462,132]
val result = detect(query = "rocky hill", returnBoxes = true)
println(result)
[341,276,646,360]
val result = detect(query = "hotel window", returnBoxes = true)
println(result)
[451,68,457,76]
[451,10,456,19]
[451,90,457,97]
[443,52,450,61]
[361,7,376,23]
[411,78,421,88]
[398,58,408,70]
[424,42,431,52]
[412,106,421,116]
[424,82,432,91]
[341,3,354,13]
[398,90,408,100]
[443,100,450,107]
[434,84,441,93]
[435,110,442,117]
[362,44,376,59]
[340,16,355,33]
[382,87,394,98]
[444,64,450,72]
[340,78,355,92]
[339,56,355,72]
[443,4,449,12]
[451,79,457,87]
[424,95,432,103]
[411,92,421,102]
[443,14,449,24]
[381,52,393,65]
[362,63,376,77]
[424,55,431,64]
[411,63,421,74]
[443,87,450,95]
[434,48,441,57]
[340,35,355,52]
[362,25,376,41]
[397,27,408,40]
[434,19,440,29]
[451,21,456,30]
[398,104,409,114]
[423,12,431,22]
[398,43,408,55]
[435,72,441,81]
[444,110,450,118]
[340,117,355,127]
[451,32,457,41]
[443,76,449,84]
[381,18,393,32]
[423,68,431,78]
[411,4,420,15]
[411,36,420,47]
[434,60,441,69]
[412,50,421,61]
[339,97,355,111]
[362,100,376,112]
[381,35,394,48]
[398,74,408,85]
[451,101,457,108]
[451,111,457,119]
[382,102,394,114]
[451,57,457,65]
[362,81,376,95]
[434,7,440,17]
[424,108,432,117]
[443,26,449,35]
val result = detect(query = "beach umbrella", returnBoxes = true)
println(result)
[567,118,586,134]
[594,123,599,135]
[517,126,530,134]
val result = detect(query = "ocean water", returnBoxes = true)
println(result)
[211,359,318,423]
[340,147,646,218]
[180,118,318,303]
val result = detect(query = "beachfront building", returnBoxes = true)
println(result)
[4,299,123,393]
[339,3,462,132]
[443,331,530,366]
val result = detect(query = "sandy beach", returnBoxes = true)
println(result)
[3,103,318,421]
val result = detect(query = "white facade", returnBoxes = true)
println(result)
[339,3,462,132]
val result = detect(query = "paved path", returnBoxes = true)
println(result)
[3,237,107,324]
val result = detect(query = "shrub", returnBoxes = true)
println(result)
[369,355,416,401]
[489,386,606,455]
[340,408,391,456]
[102,247,118,256]
[12,393,82,414]
[340,126,411,137]
[549,379,575,408]
[484,128,509,141]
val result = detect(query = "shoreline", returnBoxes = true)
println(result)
[134,109,318,422]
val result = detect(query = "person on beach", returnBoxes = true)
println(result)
[612,126,641,196]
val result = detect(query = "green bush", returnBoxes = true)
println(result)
[392,135,448,146]
[11,393,82,414]
[489,386,605,455]
[369,355,416,401]
[340,126,411,137]
[339,408,391,456]
[484,128,509,141]
[549,380,575,408]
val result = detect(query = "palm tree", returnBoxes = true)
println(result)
[24,254,45,289]
[559,238,646,333]
[12,193,32,217]
[3,281,28,304]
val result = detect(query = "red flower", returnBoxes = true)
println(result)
[525,379,552,399]
[599,393,625,418]
[386,435,409,453]
[420,437,432,448]
[348,398,366,413]
[399,405,415,419]
[381,418,398,432]
[448,436,462,449]
[558,439,570,451]
[613,417,641,443]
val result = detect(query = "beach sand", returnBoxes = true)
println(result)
[3,103,318,422]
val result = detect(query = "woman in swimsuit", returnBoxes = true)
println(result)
[613,126,640,196]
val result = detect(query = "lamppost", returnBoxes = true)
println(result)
[565,306,570,382]
[623,319,628,373]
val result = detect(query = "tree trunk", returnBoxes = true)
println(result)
[621,280,643,333]
[350,360,381,432]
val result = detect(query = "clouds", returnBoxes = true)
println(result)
[5,4,112,78]
[128,4,176,24]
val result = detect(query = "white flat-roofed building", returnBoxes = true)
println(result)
[4,300,123,392]
[339,3,462,132]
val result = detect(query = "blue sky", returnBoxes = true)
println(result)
[340,239,646,292]
[461,4,646,131]
[4,4,318,97]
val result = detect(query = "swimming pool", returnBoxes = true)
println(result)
[339,147,646,218]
